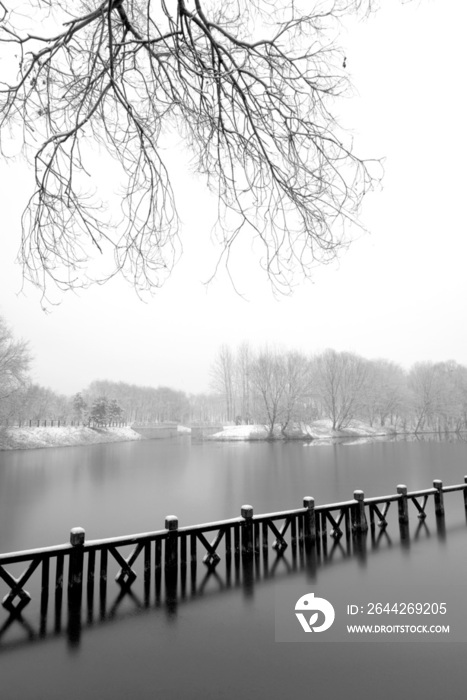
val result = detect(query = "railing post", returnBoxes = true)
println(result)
[433,480,445,517]
[303,497,316,544]
[353,490,368,533]
[241,505,254,555]
[464,476,467,509]
[68,527,85,603]
[165,516,179,568]
[397,485,409,524]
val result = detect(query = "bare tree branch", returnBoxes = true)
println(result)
[0,0,382,301]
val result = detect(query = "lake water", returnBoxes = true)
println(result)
[1,435,467,699]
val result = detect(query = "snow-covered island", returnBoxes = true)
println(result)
[207,420,395,442]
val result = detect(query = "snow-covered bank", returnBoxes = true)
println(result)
[0,426,142,451]
[208,420,393,442]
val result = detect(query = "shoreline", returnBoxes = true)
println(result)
[1,421,463,451]
[205,420,394,442]
[0,425,143,451]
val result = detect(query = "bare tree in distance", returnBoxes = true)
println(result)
[0,0,383,303]
[364,359,407,428]
[250,348,287,438]
[235,342,252,424]
[250,348,311,437]
[210,344,236,421]
[408,361,467,435]
[279,351,313,436]
[312,348,369,431]
[408,362,440,434]
[0,315,31,405]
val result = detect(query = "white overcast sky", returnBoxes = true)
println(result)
[0,0,466,397]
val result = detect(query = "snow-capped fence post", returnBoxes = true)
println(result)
[433,480,445,517]
[68,527,85,605]
[164,516,179,568]
[303,497,316,543]
[353,490,368,532]
[397,485,409,524]
[241,505,254,555]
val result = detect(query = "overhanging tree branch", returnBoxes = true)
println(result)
[0,0,382,301]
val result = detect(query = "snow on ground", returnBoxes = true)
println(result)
[308,419,391,439]
[0,420,393,450]
[0,426,142,451]
[210,424,271,440]
[210,420,392,442]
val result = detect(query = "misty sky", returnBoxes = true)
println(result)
[0,1,466,397]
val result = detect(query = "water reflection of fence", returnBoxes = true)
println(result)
[1,478,466,649]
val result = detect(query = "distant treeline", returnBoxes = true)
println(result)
[0,372,223,428]
[0,381,192,427]
[209,344,467,436]
[1,310,467,435]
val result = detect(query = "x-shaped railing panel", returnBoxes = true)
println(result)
[322,509,346,539]
[0,559,41,612]
[197,529,225,568]
[410,494,429,519]
[369,502,391,528]
[108,543,144,587]
[268,518,291,552]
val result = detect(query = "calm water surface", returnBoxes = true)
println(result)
[1,435,467,699]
